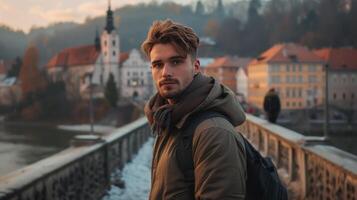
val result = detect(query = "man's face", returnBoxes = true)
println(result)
[149,43,200,100]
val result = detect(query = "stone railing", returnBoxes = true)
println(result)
[0,117,151,200]
[238,114,357,200]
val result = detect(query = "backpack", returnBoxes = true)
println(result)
[176,111,288,200]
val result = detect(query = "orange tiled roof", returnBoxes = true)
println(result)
[313,48,357,70]
[207,56,251,68]
[46,45,100,69]
[250,43,324,65]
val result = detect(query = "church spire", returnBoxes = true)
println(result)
[95,28,101,52]
[105,0,115,33]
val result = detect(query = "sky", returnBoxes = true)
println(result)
[0,0,195,33]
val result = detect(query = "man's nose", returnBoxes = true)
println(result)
[162,63,173,77]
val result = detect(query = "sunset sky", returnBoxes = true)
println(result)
[0,0,195,33]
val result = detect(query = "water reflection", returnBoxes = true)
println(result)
[0,124,80,176]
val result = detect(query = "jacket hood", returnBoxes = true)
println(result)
[176,77,246,129]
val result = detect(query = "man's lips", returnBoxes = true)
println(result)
[159,80,178,87]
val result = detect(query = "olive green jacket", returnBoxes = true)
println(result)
[147,79,247,200]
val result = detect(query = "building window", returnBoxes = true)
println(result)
[292,102,296,107]
[333,93,337,100]
[298,88,302,97]
[308,75,317,83]
[127,72,130,76]
[286,102,290,107]
[299,65,302,72]
[113,51,116,56]
[308,65,316,72]
[272,75,280,83]
[292,76,296,83]
[298,75,303,83]
[292,88,296,97]
[286,76,290,83]
[333,75,337,83]
[140,72,143,76]
[127,80,130,86]
[352,93,355,99]
[292,65,296,72]
[286,65,290,72]
[298,102,302,107]
[104,40,107,46]
[286,88,290,97]
[343,93,346,100]
[112,40,116,46]
[104,51,107,56]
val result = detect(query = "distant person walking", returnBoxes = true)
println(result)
[263,88,281,123]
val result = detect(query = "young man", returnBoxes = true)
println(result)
[142,19,247,200]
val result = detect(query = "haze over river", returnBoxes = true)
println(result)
[0,124,79,176]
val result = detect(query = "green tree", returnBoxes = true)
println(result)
[6,56,22,78]
[105,73,118,107]
[216,18,242,54]
[195,1,205,15]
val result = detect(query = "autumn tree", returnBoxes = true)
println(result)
[204,19,220,38]
[19,45,47,100]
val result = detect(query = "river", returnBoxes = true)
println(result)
[0,123,79,176]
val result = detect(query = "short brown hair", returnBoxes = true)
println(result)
[141,19,199,59]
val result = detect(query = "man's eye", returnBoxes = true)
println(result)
[152,63,163,69]
[171,60,182,65]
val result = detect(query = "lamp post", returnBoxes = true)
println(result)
[89,73,94,134]
[324,64,329,139]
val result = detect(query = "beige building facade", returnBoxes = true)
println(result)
[248,43,325,110]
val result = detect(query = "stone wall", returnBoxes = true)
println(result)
[0,117,151,200]
[238,114,357,200]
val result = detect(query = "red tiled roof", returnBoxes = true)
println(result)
[0,59,14,74]
[119,52,129,64]
[250,43,324,65]
[313,48,357,70]
[0,61,8,74]
[46,45,100,69]
[207,56,251,68]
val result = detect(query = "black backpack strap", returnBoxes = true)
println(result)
[176,111,226,185]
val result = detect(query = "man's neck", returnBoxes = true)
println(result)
[167,98,175,105]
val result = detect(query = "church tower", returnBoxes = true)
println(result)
[100,0,120,88]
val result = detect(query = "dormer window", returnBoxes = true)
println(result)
[288,55,297,62]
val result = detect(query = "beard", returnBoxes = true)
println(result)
[157,78,181,99]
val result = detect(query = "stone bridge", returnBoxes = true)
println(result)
[0,114,356,200]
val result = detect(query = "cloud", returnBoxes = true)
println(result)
[0,1,10,11]
[29,5,80,23]
[78,2,107,17]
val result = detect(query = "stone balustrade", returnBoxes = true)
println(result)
[238,114,357,200]
[0,117,151,200]
[0,114,356,200]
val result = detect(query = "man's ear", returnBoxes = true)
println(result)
[194,59,200,73]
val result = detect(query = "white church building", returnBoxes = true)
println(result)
[120,49,153,99]
[46,1,152,100]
